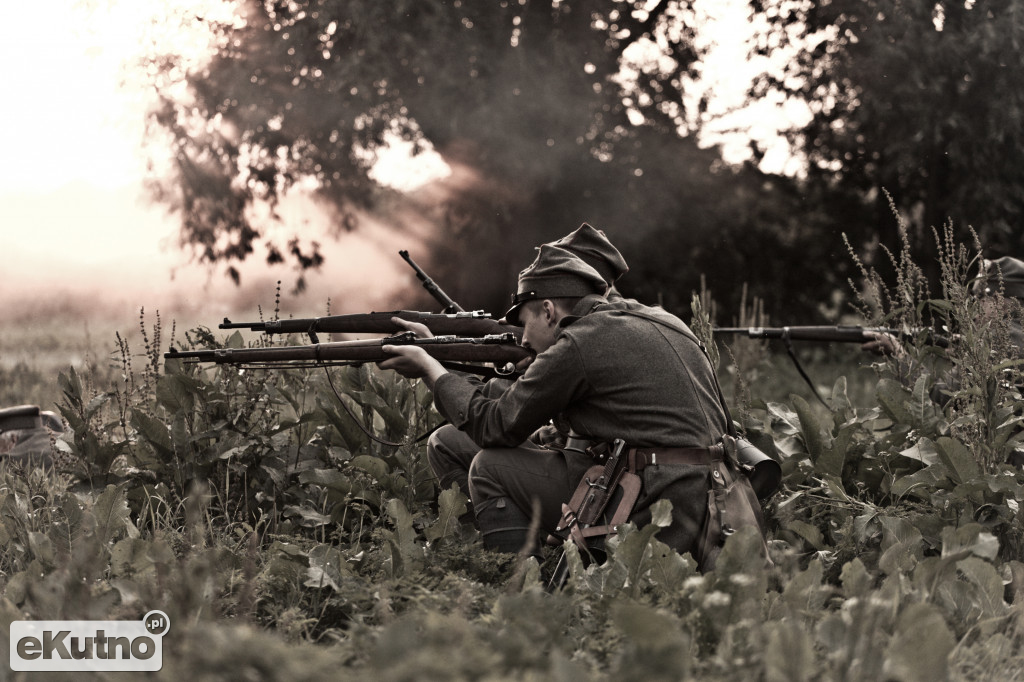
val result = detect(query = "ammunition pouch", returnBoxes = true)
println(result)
[695,434,772,572]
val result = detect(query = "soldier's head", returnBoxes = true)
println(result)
[506,244,606,353]
[970,257,1024,300]
[548,223,628,292]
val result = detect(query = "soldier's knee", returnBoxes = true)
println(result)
[467,448,503,480]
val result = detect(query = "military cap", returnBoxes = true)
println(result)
[549,223,629,286]
[970,257,1024,299]
[504,245,607,325]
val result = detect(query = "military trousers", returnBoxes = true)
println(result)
[427,424,714,557]
[427,423,592,535]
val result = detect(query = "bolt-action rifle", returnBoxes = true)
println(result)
[713,325,948,406]
[164,332,532,375]
[712,325,947,346]
[220,310,519,344]
[220,250,522,342]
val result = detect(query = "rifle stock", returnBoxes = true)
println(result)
[220,310,522,342]
[165,333,533,373]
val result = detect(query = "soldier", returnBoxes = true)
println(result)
[379,241,766,570]
[421,223,629,509]
[0,404,62,468]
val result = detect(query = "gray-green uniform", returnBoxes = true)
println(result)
[426,223,630,503]
[430,244,729,559]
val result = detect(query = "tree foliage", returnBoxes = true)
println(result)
[146,2,696,287]
[144,0,841,319]
[750,0,1024,261]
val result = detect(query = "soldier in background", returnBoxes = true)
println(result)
[0,404,62,468]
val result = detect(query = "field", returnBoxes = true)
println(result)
[1,279,1023,681]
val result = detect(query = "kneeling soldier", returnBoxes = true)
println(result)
[379,241,766,571]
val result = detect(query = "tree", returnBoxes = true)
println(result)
[750,0,1024,267]
[144,1,707,299]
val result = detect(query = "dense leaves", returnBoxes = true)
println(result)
[751,0,1024,267]
[145,0,846,319]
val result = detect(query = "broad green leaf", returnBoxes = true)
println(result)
[785,519,824,550]
[84,393,112,421]
[934,437,980,484]
[940,524,998,561]
[27,531,54,568]
[955,557,1006,621]
[155,373,201,412]
[317,398,369,452]
[829,375,853,420]
[130,409,174,457]
[882,602,954,682]
[647,539,696,592]
[92,483,136,545]
[839,558,873,598]
[611,520,663,595]
[110,538,157,578]
[350,455,391,483]
[890,463,949,500]
[424,485,469,542]
[385,498,423,575]
[305,544,348,591]
[298,468,352,494]
[649,498,673,528]
[610,601,689,675]
[792,395,830,463]
[878,518,923,575]
[283,505,332,527]
[764,620,814,682]
[896,437,940,466]
[817,423,850,477]
[781,559,828,613]
[876,378,915,425]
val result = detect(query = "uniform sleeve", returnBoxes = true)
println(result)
[432,336,589,448]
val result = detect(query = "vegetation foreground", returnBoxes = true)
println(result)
[2,242,1024,681]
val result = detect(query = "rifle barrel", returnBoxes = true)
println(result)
[165,334,533,367]
[220,310,523,340]
[712,325,949,347]
[713,325,890,343]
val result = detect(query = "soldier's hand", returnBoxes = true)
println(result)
[391,317,433,338]
[861,331,904,358]
[378,345,448,387]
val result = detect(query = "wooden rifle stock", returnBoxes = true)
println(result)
[164,333,533,372]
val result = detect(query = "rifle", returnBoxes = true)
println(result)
[220,310,520,344]
[400,249,463,313]
[712,325,944,345]
[164,332,532,376]
[713,325,948,407]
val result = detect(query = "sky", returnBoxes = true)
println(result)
[0,0,797,328]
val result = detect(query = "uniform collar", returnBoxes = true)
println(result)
[557,293,609,329]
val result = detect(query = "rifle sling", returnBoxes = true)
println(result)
[779,330,830,408]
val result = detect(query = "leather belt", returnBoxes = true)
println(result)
[627,443,725,472]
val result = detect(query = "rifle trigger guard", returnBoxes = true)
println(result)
[495,362,517,376]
